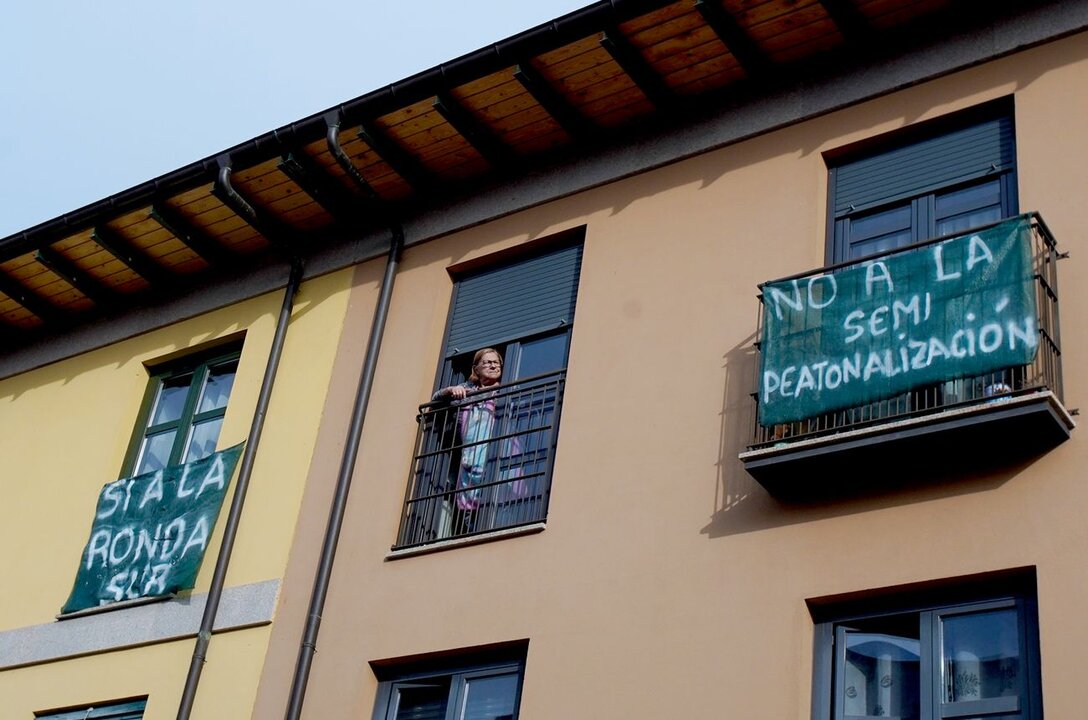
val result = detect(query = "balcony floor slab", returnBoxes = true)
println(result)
[740,390,1075,499]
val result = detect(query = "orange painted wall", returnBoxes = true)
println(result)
[253,31,1088,719]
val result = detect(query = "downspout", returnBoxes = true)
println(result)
[284,225,404,720]
[175,254,305,720]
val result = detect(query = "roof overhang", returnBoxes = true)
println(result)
[2,0,1086,373]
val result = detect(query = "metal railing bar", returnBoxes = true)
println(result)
[417,372,564,411]
[403,471,549,504]
[394,518,546,550]
[410,424,556,462]
[749,213,1063,449]
[758,214,1037,290]
[396,370,566,548]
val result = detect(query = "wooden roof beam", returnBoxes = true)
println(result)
[358,122,436,195]
[34,247,116,307]
[92,226,174,288]
[600,28,675,110]
[212,161,297,255]
[817,0,869,44]
[514,63,598,141]
[433,93,516,171]
[278,151,370,227]
[150,204,235,267]
[695,0,773,79]
[0,271,62,324]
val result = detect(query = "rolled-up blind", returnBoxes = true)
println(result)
[834,115,1014,216]
[446,242,583,357]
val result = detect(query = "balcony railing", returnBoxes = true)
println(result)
[747,213,1065,451]
[394,370,566,549]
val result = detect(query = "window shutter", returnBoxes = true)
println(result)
[833,115,1014,216]
[445,243,583,357]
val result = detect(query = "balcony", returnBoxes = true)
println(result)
[740,214,1074,498]
[394,371,565,550]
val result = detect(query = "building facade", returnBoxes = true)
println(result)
[2,1,1087,718]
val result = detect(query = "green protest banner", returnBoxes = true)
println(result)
[759,216,1038,426]
[61,443,244,614]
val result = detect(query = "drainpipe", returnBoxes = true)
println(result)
[284,225,404,720]
[176,256,305,720]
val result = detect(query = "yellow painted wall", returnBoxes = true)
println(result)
[5,629,270,720]
[0,267,352,717]
[254,30,1088,720]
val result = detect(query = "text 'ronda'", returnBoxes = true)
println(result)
[62,443,244,614]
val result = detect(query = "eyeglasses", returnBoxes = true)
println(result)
[476,360,502,367]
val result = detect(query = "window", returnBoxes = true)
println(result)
[122,345,240,477]
[810,571,1042,720]
[372,650,524,720]
[828,102,1017,262]
[36,698,147,719]
[396,236,583,548]
[745,101,1065,485]
[438,236,583,388]
[810,102,1022,426]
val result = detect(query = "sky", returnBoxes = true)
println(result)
[0,0,589,238]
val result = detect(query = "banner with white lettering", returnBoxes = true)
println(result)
[61,443,244,614]
[759,216,1037,426]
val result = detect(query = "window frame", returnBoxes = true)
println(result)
[36,698,147,719]
[810,574,1043,720]
[120,344,242,478]
[825,101,1018,265]
[791,102,1023,435]
[434,233,584,393]
[371,650,526,720]
[436,327,574,393]
[394,236,583,549]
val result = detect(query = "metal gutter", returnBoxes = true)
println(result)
[175,257,305,720]
[284,226,404,720]
[0,0,674,262]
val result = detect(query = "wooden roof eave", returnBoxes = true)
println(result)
[0,0,682,265]
[0,0,1001,346]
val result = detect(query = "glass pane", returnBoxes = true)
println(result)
[197,360,238,413]
[935,180,1003,236]
[850,204,912,240]
[392,681,448,720]
[459,672,518,720]
[942,608,1021,703]
[150,373,193,425]
[184,418,223,463]
[135,429,177,475]
[842,616,921,720]
[514,333,568,379]
[845,204,913,259]
[935,180,1001,219]
[936,206,1002,237]
[849,230,914,259]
